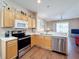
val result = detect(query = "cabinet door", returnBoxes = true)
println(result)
[36,35,42,47]
[39,36,44,47]
[0,7,2,25]
[21,13,26,20]
[44,36,52,50]
[28,17,36,28]
[28,17,32,28]
[31,35,42,47]
[32,19,36,28]
[21,14,26,20]
[6,40,17,59]
[3,7,14,27]
[15,11,22,20]
[31,35,37,47]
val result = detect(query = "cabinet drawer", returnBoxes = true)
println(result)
[7,43,17,59]
[7,40,17,46]
[6,40,17,59]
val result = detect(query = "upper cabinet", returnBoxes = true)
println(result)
[15,11,22,20]
[20,11,28,21]
[3,7,15,27]
[21,14,27,21]
[32,18,36,28]
[28,12,37,28]
[28,17,36,28]
[0,6,37,28]
[15,11,28,21]
[28,17,32,28]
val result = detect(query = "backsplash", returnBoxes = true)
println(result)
[0,28,36,37]
[0,28,6,37]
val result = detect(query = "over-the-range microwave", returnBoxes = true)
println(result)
[14,20,28,29]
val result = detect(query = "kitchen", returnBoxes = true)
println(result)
[0,0,79,59]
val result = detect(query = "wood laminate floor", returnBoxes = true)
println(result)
[20,46,67,59]
[20,37,79,59]
[68,37,79,59]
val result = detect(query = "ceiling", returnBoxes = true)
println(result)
[6,0,79,21]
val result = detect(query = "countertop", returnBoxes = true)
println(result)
[31,32,68,37]
[0,32,67,41]
[0,37,17,41]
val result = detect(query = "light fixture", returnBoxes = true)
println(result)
[37,0,41,4]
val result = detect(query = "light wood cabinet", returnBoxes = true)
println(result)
[31,35,41,47]
[28,17,32,28]
[15,11,22,20]
[31,35,37,47]
[1,39,17,59]
[44,36,52,50]
[3,7,15,27]
[15,11,28,21]
[31,35,52,50]
[6,40,17,59]
[0,6,37,28]
[28,17,36,28]
[21,14,27,21]
[0,6,36,28]
[37,36,44,47]
[31,19,36,28]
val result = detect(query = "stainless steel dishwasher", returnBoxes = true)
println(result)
[52,36,67,55]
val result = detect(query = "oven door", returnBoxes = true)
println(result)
[18,36,31,50]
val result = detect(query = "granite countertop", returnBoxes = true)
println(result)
[0,37,17,41]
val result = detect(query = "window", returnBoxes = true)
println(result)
[56,22,69,33]
[37,19,45,32]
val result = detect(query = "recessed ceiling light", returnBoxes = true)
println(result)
[37,0,41,4]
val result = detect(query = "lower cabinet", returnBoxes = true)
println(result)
[1,39,18,59]
[31,35,52,50]
[44,36,52,50]
[6,40,17,59]
[31,35,37,47]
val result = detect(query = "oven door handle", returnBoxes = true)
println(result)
[19,36,30,40]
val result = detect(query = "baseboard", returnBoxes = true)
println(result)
[52,50,67,56]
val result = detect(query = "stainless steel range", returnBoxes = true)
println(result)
[12,31,31,58]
